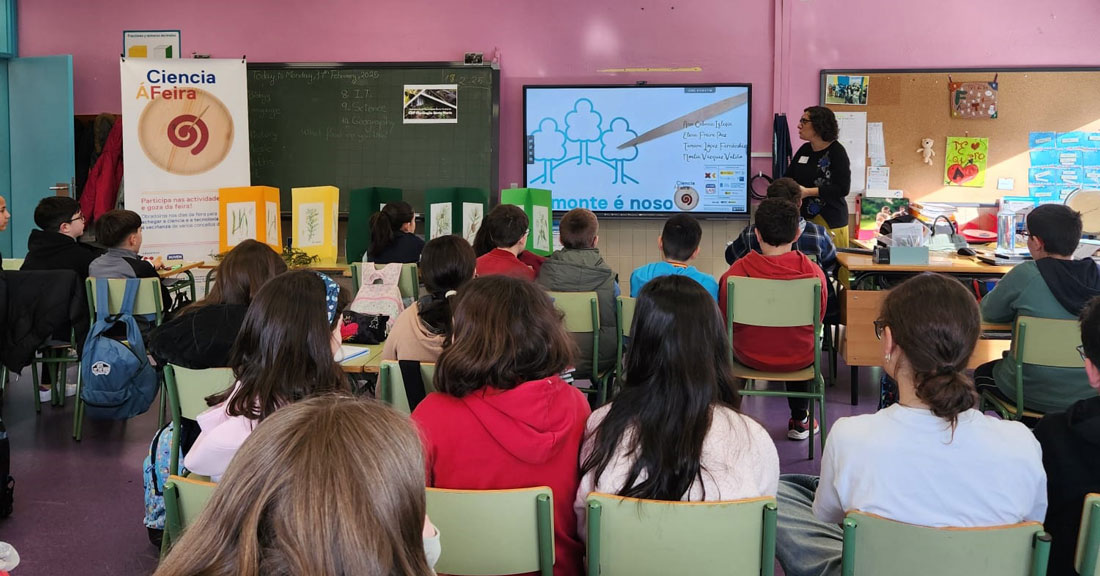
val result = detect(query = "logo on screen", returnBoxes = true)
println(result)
[674,186,700,211]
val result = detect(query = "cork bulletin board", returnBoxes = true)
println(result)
[820,68,1100,204]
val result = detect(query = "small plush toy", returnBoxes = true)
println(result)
[917,138,935,165]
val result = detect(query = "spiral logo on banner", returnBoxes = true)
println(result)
[138,88,233,175]
[167,114,209,155]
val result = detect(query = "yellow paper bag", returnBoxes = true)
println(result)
[292,186,339,263]
[219,186,282,253]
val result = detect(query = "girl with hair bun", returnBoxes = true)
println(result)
[774,273,1047,576]
[367,201,424,264]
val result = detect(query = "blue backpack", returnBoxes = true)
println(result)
[80,278,159,420]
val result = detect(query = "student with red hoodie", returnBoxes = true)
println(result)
[473,204,545,280]
[412,275,589,576]
[719,198,827,441]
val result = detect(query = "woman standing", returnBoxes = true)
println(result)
[787,106,851,248]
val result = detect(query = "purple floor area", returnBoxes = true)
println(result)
[0,363,881,576]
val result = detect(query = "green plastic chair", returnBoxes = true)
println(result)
[841,511,1051,576]
[426,486,554,576]
[586,493,777,576]
[614,296,636,399]
[203,268,216,294]
[980,316,1083,421]
[377,360,436,415]
[2,258,24,270]
[550,291,611,406]
[726,276,825,459]
[1075,493,1100,576]
[164,365,236,476]
[351,262,419,302]
[163,474,217,553]
[76,277,166,441]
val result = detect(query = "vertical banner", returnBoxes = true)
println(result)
[121,58,250,260]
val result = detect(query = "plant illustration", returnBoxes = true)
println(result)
[305,208,320,243]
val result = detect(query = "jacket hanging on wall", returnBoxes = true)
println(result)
[773,113,793,178]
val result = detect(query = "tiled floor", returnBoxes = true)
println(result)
[0,362,882,576]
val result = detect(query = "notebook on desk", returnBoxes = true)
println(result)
[338,345,371,363]
[975,250,1030,265]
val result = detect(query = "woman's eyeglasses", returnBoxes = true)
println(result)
[798,118,810,126]
[874,319,887,340]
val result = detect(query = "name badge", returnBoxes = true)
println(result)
[797,156,809,164]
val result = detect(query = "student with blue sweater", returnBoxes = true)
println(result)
[629,214,718,300]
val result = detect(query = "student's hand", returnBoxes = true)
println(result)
[423,515,437,538]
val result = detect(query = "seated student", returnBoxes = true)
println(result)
[382,235,475,363]
[411,275,589,576]
[977,203,1100,414]
[154,396,439,576]
[775,273,1047,576]
[1034,295,1100,576]
[367,200,425,264]
[473,204,545,280]
[88,209,171,306]
[575,275,779,538]
[20,196,104,278]
[537,208,617,378]
[719,199,827,440]
[184,271,350,482]
[724,177,837,274]
[629,213,718,300]
[148,240,287,369]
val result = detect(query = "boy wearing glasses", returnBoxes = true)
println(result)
[977,203,1100,413]
[21,196,104,278]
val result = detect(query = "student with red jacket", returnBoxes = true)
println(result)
[473,204,545,280]
[412,275,589,576]
[719,198,827,441]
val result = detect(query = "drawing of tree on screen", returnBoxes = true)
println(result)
[565,99,603,166]
[530,118,566,185]
[600,117,640,184]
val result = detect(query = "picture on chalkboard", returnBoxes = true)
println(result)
[226,202,256,247]
[404,84,458,124]
[431,203,453,239]
[825,75,869,106]
[533,205,550,253]
[298,202,324,247]
[462,202,483,244]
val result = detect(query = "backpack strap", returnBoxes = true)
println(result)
[95,277,112,323]
[397,360,427,411]
[119,278,141,317]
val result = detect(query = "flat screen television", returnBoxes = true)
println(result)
[523,84,751,216]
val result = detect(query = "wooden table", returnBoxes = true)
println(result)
[838,252,1015,405]
[340,344,384,374]
[158,260,204,301]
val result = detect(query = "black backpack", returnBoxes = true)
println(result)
[0,415,12,519]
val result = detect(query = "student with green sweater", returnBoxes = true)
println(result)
[977,204,1100,413]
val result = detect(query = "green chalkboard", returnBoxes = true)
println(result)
[247,62,499,212]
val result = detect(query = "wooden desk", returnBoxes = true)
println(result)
[340,344,384,374]
[838,253,1015,406]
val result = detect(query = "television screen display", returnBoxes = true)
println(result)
[523,84,751,216]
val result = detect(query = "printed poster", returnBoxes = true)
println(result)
[121,58,250,260]
[297,202,324,247]
[123,30,180,59]
[944,137,988,188]
[430,203,453,239]
[462,202,483,244]
[532,205,550,253]
[403,84,458,124]
[825,75,869,106]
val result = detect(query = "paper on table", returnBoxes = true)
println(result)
[867,166,890,190]
[835,111,867,211]
[867,122,886,167]
[338,345,371,363]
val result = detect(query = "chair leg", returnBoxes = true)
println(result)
[850,366,859,406]
[807,397,815,460]
[72,370,84,441]
[30,358,41,415]
[158,381,167,429]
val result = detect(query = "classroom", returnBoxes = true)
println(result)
[1,0,1099,574]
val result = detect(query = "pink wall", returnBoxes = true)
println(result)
[18,0,1100,188]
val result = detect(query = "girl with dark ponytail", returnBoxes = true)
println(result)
[774,273,1047,576]
[367,201,424,264]
[381,235,475,362]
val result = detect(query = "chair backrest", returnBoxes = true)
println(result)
[586,493,777,576]
[377,360,436,415]
[1014,316,1084,369]
[86,276,165,325]
[841,511,1051,576]
[351,262,419,301]
[1076,493,1100,576]
[550,291,600,333]
[725,276,821,329]
[165,365,235,421]
[164,474,217,544]
[427,486,555,576]
[617,296,636,338]
[2,258,23,270]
